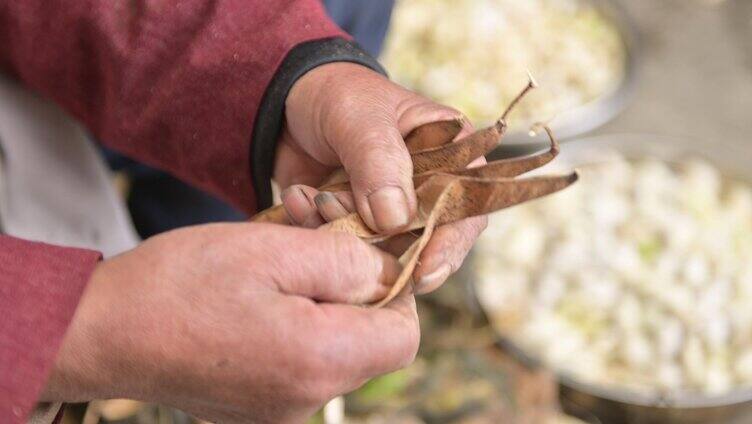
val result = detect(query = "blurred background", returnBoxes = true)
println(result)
[75,0,752,423]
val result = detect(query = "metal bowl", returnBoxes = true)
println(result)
[468,133,752,424]
[501,0,639,146]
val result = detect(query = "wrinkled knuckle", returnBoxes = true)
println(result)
[356,128,405,154]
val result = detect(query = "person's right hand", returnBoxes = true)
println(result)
[41,223,418,424]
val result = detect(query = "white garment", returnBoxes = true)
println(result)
[0,74,138,257]
[0,74,140,423]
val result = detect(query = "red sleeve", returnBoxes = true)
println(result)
[0,235,101,424]
[0,0,347,213]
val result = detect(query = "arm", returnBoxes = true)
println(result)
[1,226,419,424]
[0,236,100,423]
[1,0,484,290]
[0,0,379,213]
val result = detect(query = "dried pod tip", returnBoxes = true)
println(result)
[529,122,560,154]
[526,69,539,89]
[568,170,580,184]
[494,117,508,133]
[500,74,539,121]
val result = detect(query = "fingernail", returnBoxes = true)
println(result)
[314,192,349,221]
[415,263,452,295]
[367,186,410,232]
[313,191,334,208]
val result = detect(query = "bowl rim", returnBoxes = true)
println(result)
[502,0,640,145]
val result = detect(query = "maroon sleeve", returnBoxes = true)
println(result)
[0,235,101,424]
[0,0,347,213]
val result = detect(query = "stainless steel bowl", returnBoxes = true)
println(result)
[502,0,639,147]
[469,133,752,424]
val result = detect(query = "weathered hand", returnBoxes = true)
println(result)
[42,223,418,424]
[275,63,487,294]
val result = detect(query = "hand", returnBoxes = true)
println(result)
[41,224,419,424]
[275,63,487,294]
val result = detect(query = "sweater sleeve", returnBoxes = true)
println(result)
[0,235,101,424]
[0,0,356,213]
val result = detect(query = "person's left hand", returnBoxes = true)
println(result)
[274,63,487,295]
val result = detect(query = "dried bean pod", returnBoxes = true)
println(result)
[298,77,537,194]
[251,133,556,225]
[322,172,578,244]
[411,119,507,174]
[320,175,455,241]
[432,172,578,226]
[371,181,455,308]
[404,118,464,151]
[413,124,559,186]
[250,205,289,224]
[370,172,577,308]
[251,77,541,225]
[319,117,505,190]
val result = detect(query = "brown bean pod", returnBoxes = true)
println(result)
[251,77,540,224]
[251,129,556,225]
[321,171,578,307]
[321,172,578,245]
[412,124,559,186]
[370,181,454,308]
[404,118,464,151]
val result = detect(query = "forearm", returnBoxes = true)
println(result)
[0,235,100,424]
[0,0,354,212]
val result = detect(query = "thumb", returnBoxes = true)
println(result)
[256,225,401,304]
[333,108,417,234]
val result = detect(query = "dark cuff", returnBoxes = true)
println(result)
[250,37,386,210]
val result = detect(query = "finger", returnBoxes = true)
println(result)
[314,192,348,222]
[258,225,402,304]
[313,191,355,222]
[335,116,417,235]
[331,191,356,213]
[412,214,488,295]
[407,131,488,294]
[281,185,325,228]
[407,118,487,294]
[317,291,419,390]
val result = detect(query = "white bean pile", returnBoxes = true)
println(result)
[381,0,625,128]
[475,154,752,395]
